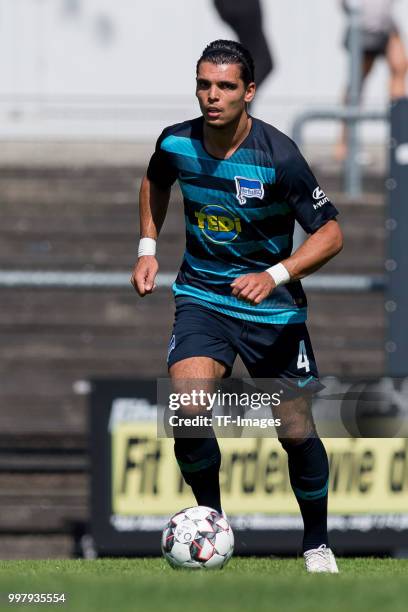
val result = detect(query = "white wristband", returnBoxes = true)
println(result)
[265,263,291,286]
[138,237,156,257]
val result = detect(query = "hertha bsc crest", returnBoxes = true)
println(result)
[234,176,264,205]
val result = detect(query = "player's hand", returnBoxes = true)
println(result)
[130,256,159,297]
[230,272,276,305]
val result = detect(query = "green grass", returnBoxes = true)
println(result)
[0,558,407,612]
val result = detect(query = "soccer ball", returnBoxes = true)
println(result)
[161,506,234,569]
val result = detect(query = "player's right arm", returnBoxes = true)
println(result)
[131,175,171,297]
[130,127,178,297]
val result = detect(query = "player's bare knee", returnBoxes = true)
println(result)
[276,398,315,442]
[278,427,317,448]
[169,357,225,417]
[278,425,316,446]
[277,416,314,441]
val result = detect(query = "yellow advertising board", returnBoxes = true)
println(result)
[111,422,408,516]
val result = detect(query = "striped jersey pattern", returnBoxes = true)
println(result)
[147,117,338,324]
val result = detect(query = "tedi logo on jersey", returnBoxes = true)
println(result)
[312,186,329,210]
[195,204,242,244]
[235,176,264,205]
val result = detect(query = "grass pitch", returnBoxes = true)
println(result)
[0,558,407,612]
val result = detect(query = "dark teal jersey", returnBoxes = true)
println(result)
[147,117,338,324]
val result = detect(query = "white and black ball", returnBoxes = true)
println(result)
[161,506,234,569]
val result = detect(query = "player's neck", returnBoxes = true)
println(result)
[203,112,252,160]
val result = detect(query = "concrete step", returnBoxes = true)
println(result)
[0,398,88,436]
[0,472,87,532]
[0,535,74,560]
[0,204,385,274]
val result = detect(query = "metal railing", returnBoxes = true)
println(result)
[292,107,387,197]
[292,1,389,197]
[0,270,385,293]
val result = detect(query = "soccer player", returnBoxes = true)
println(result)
[131,40,343,573]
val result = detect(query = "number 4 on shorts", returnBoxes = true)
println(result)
[297,340,310,373]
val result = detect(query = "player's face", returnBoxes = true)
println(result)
[196,62,255,128]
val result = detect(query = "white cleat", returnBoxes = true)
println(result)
[304,544,339,573]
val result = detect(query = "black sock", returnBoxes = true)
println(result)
[174,437,222,514]
[281,436,329,552]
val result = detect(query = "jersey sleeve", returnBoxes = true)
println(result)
[274,140,339,234]
[146,128,178,189]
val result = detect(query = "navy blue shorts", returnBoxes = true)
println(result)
[167,298,324,397]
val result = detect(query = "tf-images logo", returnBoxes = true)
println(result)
[312,186,329,210]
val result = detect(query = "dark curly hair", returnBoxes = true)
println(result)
[196,39,255,87]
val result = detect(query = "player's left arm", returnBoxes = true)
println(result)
[231,140,343,305]
[281,218,343,279]
[231,220,343,304]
